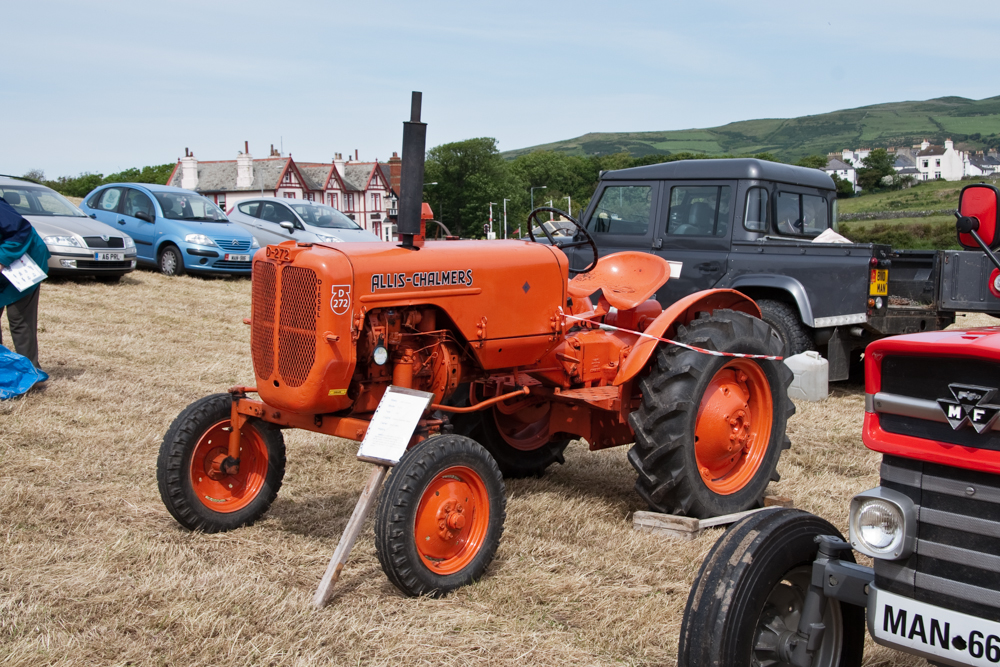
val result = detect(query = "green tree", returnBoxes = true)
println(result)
[423,138,521,238]
[830,173,855,198]
[856,148,896,192]
[795,154,829,170]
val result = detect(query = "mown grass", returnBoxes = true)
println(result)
[4,270,989,665]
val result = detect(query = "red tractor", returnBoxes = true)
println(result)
[678,183,1000,667]
[157,93,794,597]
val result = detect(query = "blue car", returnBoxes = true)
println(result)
[80,183,258,276]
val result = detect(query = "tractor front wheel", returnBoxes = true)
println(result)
[678,508,864,667]
[157,393,286,533]
[628,309,794,517]
[374,434,505,597]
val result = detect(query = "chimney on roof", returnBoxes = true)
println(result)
[237,143,254,189]
[387,151,402,195]
[333,152,345,178]
[945,139,954,151]
[355,149,358,160]
[921,139,930,150]
[181,151,198,190]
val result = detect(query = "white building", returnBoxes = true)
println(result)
[914,139,965,181]
[842,148,870,166]
[824,157,857,191]
[167,145,401,239]
[964,151,1000,177]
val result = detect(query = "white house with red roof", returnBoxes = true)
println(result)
[167,145,401,239]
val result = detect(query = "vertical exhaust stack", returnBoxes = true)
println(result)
[398,91,427,249]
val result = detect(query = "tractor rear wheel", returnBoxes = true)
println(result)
[678,508,864,667]
[448,388,569,478]
[157,393,285,532]
[628,309,794,517]
[375,434,506,597]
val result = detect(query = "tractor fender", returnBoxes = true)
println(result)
[613,289,761,386]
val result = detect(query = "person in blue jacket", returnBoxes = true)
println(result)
[0,196,51,369]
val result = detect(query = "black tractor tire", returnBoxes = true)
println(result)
[447,388,569,478]
[374,434,506,597]
[678,508,865,667]
[157,393,285,533]
[628,309,794,517]
[158,245,185,276]
[757,298,815,357]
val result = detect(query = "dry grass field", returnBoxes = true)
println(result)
[2,272,997,666]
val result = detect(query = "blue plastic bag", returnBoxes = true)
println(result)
[0,345,48,399]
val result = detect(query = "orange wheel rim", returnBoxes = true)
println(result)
[189,420,269,513]
[413,466,490,575]
[694,359,773,495]
[492,402,553,451]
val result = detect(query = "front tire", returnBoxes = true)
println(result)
[158,245,185,276]
[678,508,865,667]
[628,309,794,517]
[157,393,285,532]
[374,434,506,597]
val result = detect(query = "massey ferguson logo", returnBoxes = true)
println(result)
[937,384,1000,433]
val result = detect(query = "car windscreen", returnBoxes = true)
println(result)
[154,192,228,222]
[0,184,87,217]
[289,202,361,229]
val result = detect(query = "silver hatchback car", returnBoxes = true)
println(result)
[0,177,137,282]
[227,197,382,247]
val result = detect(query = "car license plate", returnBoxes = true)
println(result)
[871,588,1000,666]
[94,252,124,261]
[225,254,250,262]
[870,268,888,296]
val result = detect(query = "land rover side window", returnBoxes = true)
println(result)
[776,192,830,236]
[744,187,769,232]
[586,185,652,235]
[667,185,731,236]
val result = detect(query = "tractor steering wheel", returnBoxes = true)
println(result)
[526,207,599,274]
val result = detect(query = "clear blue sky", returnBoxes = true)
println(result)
[4,0,999,178]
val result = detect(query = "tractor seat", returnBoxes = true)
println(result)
[567,251,671,311]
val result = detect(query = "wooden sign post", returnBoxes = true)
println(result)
[312,386,434,608]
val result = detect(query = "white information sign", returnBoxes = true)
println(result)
[356,386,435,465]
[1,253,46,292]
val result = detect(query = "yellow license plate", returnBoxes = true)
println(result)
[870,269,888,296]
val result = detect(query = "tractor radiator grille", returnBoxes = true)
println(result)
[875,455,1000,622]
[277,265,319,387]
[251,261,276,380]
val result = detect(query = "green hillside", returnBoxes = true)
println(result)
[504,96,1000,162]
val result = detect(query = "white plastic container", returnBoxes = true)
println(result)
[783,351,829,402]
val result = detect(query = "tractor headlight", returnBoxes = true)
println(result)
[849,487,915,560]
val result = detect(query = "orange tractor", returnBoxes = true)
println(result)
[157,93,794,597]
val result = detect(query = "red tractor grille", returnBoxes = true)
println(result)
[251,261,276,380]
[277,265,319,387]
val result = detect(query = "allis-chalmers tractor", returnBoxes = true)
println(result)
[678,183,1000,667]
[157,93,793,597]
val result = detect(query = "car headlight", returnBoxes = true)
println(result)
[250,237,260,248]
[44,235,83,248]
[316,234,343,243]
[849,487,916,560]
[185,234,217,247]
[123,236,135,248]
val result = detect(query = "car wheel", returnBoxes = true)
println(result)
[158,246,185,276]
